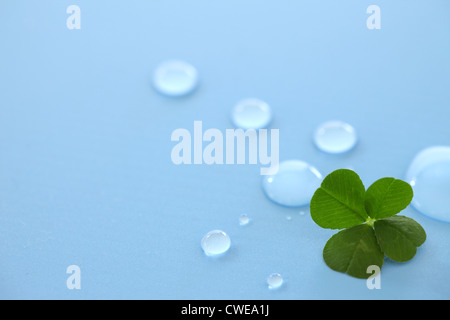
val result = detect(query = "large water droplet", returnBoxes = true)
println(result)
[153,60,198,96]
[314,120,357,154]
[231,98,272,129]
[201,230,231,256]
[267,273,283,289]
[406,146,450,223]
[262,160,322,207]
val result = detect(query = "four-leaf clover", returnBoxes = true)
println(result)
[310,169,426,279]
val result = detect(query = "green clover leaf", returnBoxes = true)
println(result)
[323,224,384,279]
[310,169,367,229]
[365,177,414,220]
[374,215,426,262]
[311,169,426,279]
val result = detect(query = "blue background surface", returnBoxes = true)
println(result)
[1,1,449,299]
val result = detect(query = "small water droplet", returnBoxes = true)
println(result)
[286,215,292,221]
[299,210,306,216]
[239,214,250,226]
[231,98,272,129]
[153,60,198,96]
[201,230,231,256]
[267,273,283,289]
[314,120,357,154]
[262,160,322,207]
[406,146,450,223]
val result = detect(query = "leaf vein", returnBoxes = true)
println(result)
[320,187,366,221]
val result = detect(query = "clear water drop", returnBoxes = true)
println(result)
[286,215,292,221]
[201,230,231,256]
[262,160,322,207]
[267,273,283,289]
[153,60,198,96]
[314,120,357,154]
[299,210,306,216]
[239,214,250,226]
[406,146,450,223]
[231,98,272,129]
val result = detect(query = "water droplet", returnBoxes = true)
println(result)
[231,98,272,129]
[201,230,231,256]
[153,60,198,96]
[314,120,357,154]
[239,214,250,226]
[406,146,450,223]
[262,160,322,207]
[286,215,292,221]
[267,273,283,289]
[299,210,306,216]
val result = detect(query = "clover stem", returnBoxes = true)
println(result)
[365,217,376,228]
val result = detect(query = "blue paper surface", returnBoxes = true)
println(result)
[0,1,449,299]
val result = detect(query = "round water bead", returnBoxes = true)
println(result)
[231,98,272,129]
[262,160,322,207]
[267,273,283,289]
[406,146,450,223]
[239,214,250,226]
[314,120,357,154]
[201,230,231,256]
[153,60,198,96]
